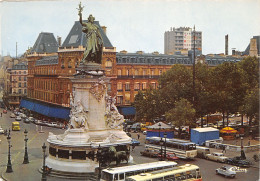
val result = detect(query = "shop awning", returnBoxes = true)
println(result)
[20,99,70,119]
[118,106,136,116]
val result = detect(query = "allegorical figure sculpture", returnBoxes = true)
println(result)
[77,2,103,65]
[69,93,89,129]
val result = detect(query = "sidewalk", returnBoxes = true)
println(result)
[1,160,42,181]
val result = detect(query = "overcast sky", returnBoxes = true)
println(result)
[0,0,259,57]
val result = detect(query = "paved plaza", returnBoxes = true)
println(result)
[0,109,259,181]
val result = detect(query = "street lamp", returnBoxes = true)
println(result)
[159,138,164,161]
[6,130,13,173]
[240,136,246,159]
[164,132,167,160]
[158,123,161,138]
[41,143,47,181]
[97,144,102,179]
[23,129,29,164]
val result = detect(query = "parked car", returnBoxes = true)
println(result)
[143,131,147,135]
[23,118,30,124]
[140,149,159,158]
[47,122,58,127]
[206,152,228,163]
[20,113,27,118]
[216,165,236,178]
[0,127,4,134]
[226,156,251,167]
[131,138,140,146]
[28,117,35,123]
[10,113,16,118]
[158,153,179,161]
[3,109,7,114]
[15,116,22,121]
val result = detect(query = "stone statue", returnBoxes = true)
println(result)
[78,2,103,65]
[105,96,124,129]
[69,99,89,129]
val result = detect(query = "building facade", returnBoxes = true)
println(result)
[24,21,116,121]
[3,62,28,109]
[164,27,202,55]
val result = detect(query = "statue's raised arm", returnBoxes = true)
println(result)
[77,2,84,25]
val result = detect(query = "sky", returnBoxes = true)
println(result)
[0,0,260,57]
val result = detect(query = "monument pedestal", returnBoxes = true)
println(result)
[45,63,132,174]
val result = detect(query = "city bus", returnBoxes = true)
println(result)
[126,164,202,181]
[145,137,197,159]
[101,161,177,181]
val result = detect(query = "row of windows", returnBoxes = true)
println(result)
[117,82,157,91]
[34,80,59,91]
[12,89,26,94]
[12,82,27,88]
[12,76,27,81]
[12,71,27,75]
[33,67,57,75]
[117,69,163,76]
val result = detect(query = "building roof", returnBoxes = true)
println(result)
[192,127,219,132]
[30,32,58,54]
[61,21,113,48]
[35,56,58,66]
[205,55,242,66]
[243,35,260,55]
[116,52,192,65]
[12,62,28,70]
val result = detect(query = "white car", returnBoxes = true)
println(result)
[15,116,22,121]
[0,127,4,134]
[206,152,228,163]
[216,165,236,178]
[47,122,58,127]
[10,113,16,118]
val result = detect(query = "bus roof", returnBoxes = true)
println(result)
[147,137,196,145]
[127,164,200,181]
[102,161,177,174]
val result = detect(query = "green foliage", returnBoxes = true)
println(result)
[165,98,196,128]
[133,56,259,127]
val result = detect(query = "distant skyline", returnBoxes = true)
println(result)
[0,0,260,57]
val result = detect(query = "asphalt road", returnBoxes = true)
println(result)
[0,109,259,181]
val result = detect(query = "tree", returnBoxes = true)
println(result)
[165,98,195,138]
[241,87,259,126]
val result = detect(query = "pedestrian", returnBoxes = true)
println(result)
[132,145,135,152]
[248,140,251,146]
[222,146,226,153]
[137,133,140,139]
[1,113,2,117]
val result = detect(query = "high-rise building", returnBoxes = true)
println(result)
[164,27,202,55]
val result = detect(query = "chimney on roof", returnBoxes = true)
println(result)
[57,36,62,47]
[120,50,128,54]
[101,26,107,34]
[152,51,159,55]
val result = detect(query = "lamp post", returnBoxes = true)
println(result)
[158,123,161,138]
[23,129,29,164]
[240,136,246,159]
[41,143,47,181]
[159,138,164,161]
[97,145,102,179]
[164,132,167,160]
[6,130,13,173]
